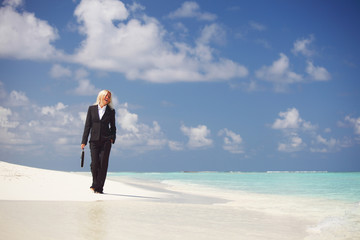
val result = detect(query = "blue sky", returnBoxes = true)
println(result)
[0,0,359,172]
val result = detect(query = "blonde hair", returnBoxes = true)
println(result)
[95,90,114,109]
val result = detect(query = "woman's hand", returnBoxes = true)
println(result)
[81,144,85,150]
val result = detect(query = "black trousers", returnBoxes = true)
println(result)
[89,140,112,192]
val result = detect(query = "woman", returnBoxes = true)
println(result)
[81,90,116,194]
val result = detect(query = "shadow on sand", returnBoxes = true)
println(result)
[102,192,161,200]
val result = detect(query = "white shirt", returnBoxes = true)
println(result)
[98,105,107,120]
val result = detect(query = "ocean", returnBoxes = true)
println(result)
[109,171,360,202]
[109,171,360,239]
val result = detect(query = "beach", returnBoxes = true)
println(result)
[0,161,358,240]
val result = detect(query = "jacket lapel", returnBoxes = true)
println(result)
[101,106,111,121]
[92,105,100,121]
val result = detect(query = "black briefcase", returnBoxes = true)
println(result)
[81,149,84,168]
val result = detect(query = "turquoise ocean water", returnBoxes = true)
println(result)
[109,171,360,203]
[109,171,360,238]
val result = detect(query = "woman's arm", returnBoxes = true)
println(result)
[110,109,116,144]
[81,106,92,148]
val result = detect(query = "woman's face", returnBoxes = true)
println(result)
[102,92,111,106]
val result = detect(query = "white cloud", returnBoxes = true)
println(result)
[3,0,24,8]
[249,21,266,31]
[256,36,330,90]
[116,103,167,151]
[117,103,139,133]
[9,90,29,106]
[50,64,72,79]
[0,86,30,107]
[0,106,31,145]
[292,35,315,57]
[277,133,305,152]
[127,2,145,13]
[72,0,246,83]
[181,124,213,149]
[0,106,19,128]
[168,141,184,151]
[0,2,62,60]
[273,109,357,153]
[41,102,67,116]
[324,128,332,133]
[272,108,316,130]
[50,65,98,97]
[291,36,331,82]
[344,115,360,135]
[75,68,89,80]
[0,0,247,83]
[310,135,339,153]
[79,111,87,123]
[218,128,244,154]
[0,86,172,157]
[40,103,78,130]
[167,1,217,21]
[0,92,83,151]
[306,61,331,81]
[272,108,318,153]
[197,23,226,46]
[272,108,302,129]
[72,79,100,96]
[272,107,358,154]
[0,85,204,160]
[244,80,260,92]
[173,22,189,37]
[256,53,302,91]
[55,137,68,145]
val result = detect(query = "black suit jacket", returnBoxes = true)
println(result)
[81,105,116,145]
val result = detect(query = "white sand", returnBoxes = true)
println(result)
[0,161,171,202]
[1,161,350,240]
